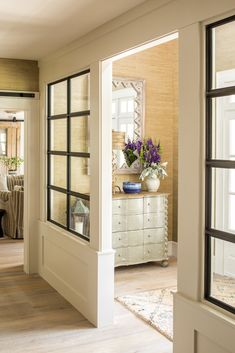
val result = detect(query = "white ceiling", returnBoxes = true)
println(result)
[0,0,147,60]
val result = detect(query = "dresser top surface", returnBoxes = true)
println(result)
[112,191,169,199]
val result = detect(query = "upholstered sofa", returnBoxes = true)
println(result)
[0,175,24,239]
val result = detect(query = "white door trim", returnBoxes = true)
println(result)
[0,95,40,273]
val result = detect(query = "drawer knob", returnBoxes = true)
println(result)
[148,203,150,206]
[118,222,121,225]
[118,205,121,208]
[148,219,150,222]
[118,238,121,241]
[148,250,150,254]
[148,234,151,238]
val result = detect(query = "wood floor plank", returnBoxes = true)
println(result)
[0,239,175,353]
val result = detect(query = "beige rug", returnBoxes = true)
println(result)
[212,274,235,307]
[116,277,235,342]
[116,286,176,341]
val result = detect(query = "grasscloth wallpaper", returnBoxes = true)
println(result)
[113,39,179,242]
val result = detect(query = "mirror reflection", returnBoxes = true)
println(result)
[112,77,144,173]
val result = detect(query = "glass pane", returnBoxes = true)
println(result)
[229,195,235,231]
[212,21,235,89]
[229,169,235,192]
[71,116,89,153]
[50,190,67,226]
[0,128,7,142]
[70,196,90,238]
[70,157,90,194]
[211,168,235,234]
[211,97,235,160]
[50,119,67,151]
[50,81,67,115]
[71,73,90,113]
[50,155,67,189]
[229,120,235,156]
[0,142,6,155]
[210,237,235,308]
[112,102,116,114]
[120,100,127,113]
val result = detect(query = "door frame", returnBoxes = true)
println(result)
[0,94,40,273]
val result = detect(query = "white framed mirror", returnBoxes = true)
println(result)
[112,77,145,174]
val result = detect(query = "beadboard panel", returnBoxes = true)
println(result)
[112,39,179,242]
[0,58,39,91]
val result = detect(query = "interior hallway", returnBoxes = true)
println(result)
[0,239,175,353]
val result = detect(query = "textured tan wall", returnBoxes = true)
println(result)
[113,39,178,242]
[215,21,235,73]
[0,58,39,91]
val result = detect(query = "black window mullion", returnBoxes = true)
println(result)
[204,234,211,300]
[47,70,90,241]
[205,18,235,315]
[47,84,51,221]
[205,166,212,230]
[67,78,71,230]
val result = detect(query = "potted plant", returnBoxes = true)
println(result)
[0,156,24,174]
[123,138,167,192]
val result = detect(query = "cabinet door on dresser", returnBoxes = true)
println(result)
[113,199,127,215]
[144,196,166,213]
[144,213,166,229]
[143,228,165,244]
[126,198,143,214]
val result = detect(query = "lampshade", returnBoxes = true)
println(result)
[112,130,125,150]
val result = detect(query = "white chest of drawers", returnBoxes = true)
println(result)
[112,192,168,267]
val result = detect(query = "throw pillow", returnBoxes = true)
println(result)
[0,174,8,191]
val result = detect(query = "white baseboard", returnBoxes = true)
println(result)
[168,241,178,258]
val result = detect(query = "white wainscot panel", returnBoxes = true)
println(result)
[43,236,88,300]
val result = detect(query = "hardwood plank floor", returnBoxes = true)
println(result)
[0,239,176,353]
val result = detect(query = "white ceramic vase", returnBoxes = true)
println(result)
[145,176,160,192]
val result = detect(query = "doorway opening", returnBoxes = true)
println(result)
[0,109,24,268]
[104,32,179,347]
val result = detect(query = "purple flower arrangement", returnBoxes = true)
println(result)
[123,138,167,180]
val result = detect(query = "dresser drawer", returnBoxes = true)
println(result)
[127,214,143,231]
[144,196,166,213]
[113,215,126,232]
[128,246,144,263]
[144,213,165,229]
[113,232,128,248]
[126,198,143,215]
[144,244,165,260]
[128,230,144,247]
[144,228,165,244]
[112,199,127,215]
[115,247,128,266]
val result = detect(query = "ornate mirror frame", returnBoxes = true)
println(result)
[112,77,145,174]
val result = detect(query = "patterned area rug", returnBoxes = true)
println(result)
[116,277,235,342]
[116,286,176,341]
[212,274,235,307]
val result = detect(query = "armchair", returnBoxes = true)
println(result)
[0,175,24,239]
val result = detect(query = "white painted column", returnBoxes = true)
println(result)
[89,60,114,326]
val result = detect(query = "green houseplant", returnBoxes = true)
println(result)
[0,156,24,174]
